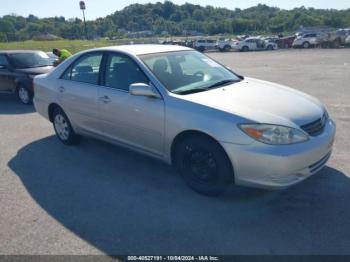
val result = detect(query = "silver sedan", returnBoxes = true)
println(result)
[34,44,336,196]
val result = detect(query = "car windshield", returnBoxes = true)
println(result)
[140,50,241,95]
[8,52,52,69]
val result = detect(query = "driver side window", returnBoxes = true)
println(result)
[104,53,149,91]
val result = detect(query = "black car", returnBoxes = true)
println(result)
[0,50,53,104]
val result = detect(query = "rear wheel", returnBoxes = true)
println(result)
[174,135,233,196]
[17,86,33,105]
[52,107,81,145]
[267,45,274,50]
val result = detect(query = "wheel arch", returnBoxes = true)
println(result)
[48,103,63,122]
[170,130,229,165]
[15,78,29,91]
[242,45,249,51]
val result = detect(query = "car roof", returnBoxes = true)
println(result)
[0,50,43,55]
[93,44,191,56]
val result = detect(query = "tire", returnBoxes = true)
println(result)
[198,46,205,52]
[242,46,249,52]
[267,45,273,50]
[17,86,33,105]
[224,45,231,52]
[52,107,81,145]
[303,42,310,49]
[174,135,233,196]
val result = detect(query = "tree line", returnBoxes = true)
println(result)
[1,2,350,42]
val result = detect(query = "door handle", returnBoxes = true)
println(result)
[58,86,65,93]
[99,95,111,104]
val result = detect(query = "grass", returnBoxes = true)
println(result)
[0,39,136,54]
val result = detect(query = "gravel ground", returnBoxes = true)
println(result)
[0,48,349,256]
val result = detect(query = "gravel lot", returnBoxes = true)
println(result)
[0,49,349,255]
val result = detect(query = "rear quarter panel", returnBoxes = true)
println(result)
[33,74,59,121]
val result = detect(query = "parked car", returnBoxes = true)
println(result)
[292,33,320,48]
[46,51,59,66]
[346,35,350,47]
[0,50,53,104]
[233,37,278,51]
[277,35,296,49]
[217,39,239,52]
[263,36,280,44]
[184,40,195,48]
[193,39,217,52]
[34,44,335,196]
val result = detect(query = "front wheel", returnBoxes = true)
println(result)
[17,86,33,105]
[52,107,81,145]
[242,46,249,52]
[303,42,310,49]
[224,45,231,52]
[174,135,234,196]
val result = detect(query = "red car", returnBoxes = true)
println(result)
[277,36,296,49]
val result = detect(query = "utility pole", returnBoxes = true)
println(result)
[79,1,88,40]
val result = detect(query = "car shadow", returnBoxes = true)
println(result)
[8,136,350,255]
[0,94,35,114]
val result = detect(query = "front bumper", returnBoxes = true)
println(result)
[221,119,336,189]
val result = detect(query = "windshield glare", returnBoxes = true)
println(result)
[9,52,52,69]
[140,51,241,94]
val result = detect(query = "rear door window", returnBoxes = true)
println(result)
[62,52,103,85]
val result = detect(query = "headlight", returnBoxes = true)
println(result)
[239,124,309,145]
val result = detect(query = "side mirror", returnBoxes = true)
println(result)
[129,83,161,99]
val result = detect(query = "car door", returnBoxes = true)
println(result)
[247,39,257,50]
[98,52,165,156]
[0,54,16,92]
[58,52,103,136]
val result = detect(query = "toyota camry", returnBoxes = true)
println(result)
[34,45,336,196]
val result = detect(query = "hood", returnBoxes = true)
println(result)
[178,77,325,127]
[15,66,54,75]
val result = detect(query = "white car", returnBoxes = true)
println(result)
[217,39,239,52]
[346,35,350,46]
[233,38,278,52]
[34,44,335,196]
[292,33,320,48]
[193,39,217,52]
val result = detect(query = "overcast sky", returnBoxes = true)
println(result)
[1,0,349,20]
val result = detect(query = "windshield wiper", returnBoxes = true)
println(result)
[173,79,241,95]
[206,79,240,89]
[174,88,208,95]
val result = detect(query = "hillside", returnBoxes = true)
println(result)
[1,2,350,41]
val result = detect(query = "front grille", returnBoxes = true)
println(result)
[301,114,327,136]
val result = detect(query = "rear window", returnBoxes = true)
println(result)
[8,52,51,69]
